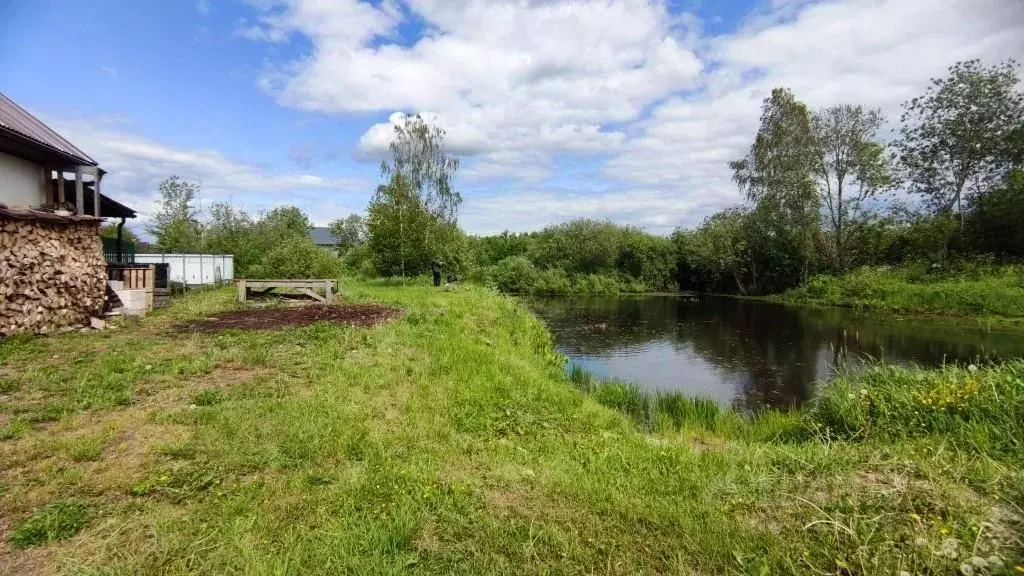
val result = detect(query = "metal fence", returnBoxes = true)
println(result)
[132,254,234,286]
[102,236,136,264]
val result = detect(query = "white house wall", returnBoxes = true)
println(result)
[133,254,234,286]
[0,150,44,208]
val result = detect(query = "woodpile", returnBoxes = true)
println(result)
[0,215,106,335]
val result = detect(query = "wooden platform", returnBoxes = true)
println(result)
[236,279,338,304]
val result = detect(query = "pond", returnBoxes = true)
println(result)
[527,295,1024,411]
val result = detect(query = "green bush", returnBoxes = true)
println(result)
[532,268,571,295]
[341,244,377,278]
[247,237,342,280]
[486,256,538,293]
[10,500,89,548]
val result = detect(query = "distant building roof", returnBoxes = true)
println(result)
[310,227,337,246]
[0,92,97,167]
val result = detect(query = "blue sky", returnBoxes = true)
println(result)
[2,0,1021,237]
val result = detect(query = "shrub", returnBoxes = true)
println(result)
[10,500,89,548]
[487,256,538,293]
[532,268,571,295]
[247,237,342,279]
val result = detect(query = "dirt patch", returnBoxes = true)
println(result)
[174,304,402,333]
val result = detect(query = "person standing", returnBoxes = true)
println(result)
[431,258,442,287]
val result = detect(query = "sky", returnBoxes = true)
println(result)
[1,0,1022,237]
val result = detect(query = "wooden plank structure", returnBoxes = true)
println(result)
[236,279,337,304]
[115,264,156,310]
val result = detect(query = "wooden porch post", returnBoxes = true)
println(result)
[93,169,102,217]
[57,170,65,205]
[74,166,84,215]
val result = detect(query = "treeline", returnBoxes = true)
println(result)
[141,176,342,279]
[143,59,1023,294]
[674,59,1024,295]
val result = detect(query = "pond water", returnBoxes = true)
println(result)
[527,295,1024,411]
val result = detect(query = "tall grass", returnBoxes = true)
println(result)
[567,364,808,442]
[810,361,1024,459]
[782,264,1024,318]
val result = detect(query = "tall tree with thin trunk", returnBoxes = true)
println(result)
[730,87,819,282]
[381,114,462,226]
[892,59,1024,230]
[810,105,889,270]
[367,115,462,278]
[147,176,202,252]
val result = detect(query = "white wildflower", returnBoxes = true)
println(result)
[938,538,960,559]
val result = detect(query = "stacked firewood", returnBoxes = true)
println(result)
[0,217,106,335]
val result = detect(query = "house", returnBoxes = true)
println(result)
[310,226,338,250]
[0,92,138,334]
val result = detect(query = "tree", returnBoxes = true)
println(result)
[366,173,436,277]
[366,115,462,277]
[147,176,202,252]
[328,214,367,254]
[892,59,1024,228]
[381,114,462,225]
[688,209,751,295]
[99,223,140,245]
[203,202,258,274]
[730,88,819,282]
[810,105,889,270]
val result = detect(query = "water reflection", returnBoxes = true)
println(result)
[527,295,1024,411]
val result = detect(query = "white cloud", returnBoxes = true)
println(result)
[607,0,1024,213]
[48,117,371,229]
[243,0,702,180]
[238,0,1023,233]
[196,0,211,16]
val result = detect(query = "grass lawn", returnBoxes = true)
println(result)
[1,281,1022,575]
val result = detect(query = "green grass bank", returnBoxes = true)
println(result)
[780,264,1024,319]
[1,282,1022,574]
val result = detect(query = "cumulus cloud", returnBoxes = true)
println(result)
[609,0,1024,204]
[243,0,702,180]
[236,0,1023,232]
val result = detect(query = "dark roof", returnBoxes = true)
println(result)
[310,227,337,245]
[0,92,97,166]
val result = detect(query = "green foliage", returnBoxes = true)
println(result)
[485,256,537,294]
[99,222,140,244]
[327,214,367,255]
[782,264,1024,317]
[471,219,676,294]
[1,283,1022,573]
[147,176,202,252]
[247,236,342,280]
[201,203,342,279]
[366,173,444,277]
[10,500,89,548]
[893,59,1023,217]
[966,169,1024,258]
[340,243,378,277]
[730,87,819,283]
[811,105,889,270]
